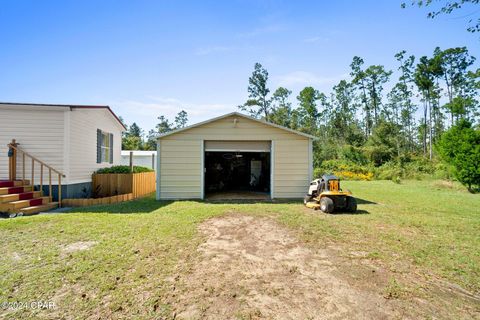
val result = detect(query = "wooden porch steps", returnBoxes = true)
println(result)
[0,180,29,188]
[0,185,34,195]
[0,180,58,216]
[19,202,59,216]
[7,196,51,211]
[0,191,42,203]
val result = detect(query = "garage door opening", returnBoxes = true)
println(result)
[205,151,270,199]
[204,150,271,200]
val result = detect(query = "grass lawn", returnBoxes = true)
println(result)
[0,180,479,319]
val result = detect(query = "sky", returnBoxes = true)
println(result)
[0,0,478,132]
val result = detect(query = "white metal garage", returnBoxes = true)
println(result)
[156,112,315,200]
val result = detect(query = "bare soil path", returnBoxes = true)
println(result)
[171,214,405,319]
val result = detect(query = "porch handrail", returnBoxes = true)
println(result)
[7,139,66,206]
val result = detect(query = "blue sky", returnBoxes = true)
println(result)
[0,0,478,132]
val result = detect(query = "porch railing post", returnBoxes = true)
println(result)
[49,168,52,202]
[22,153,25,182]
[8,139,18,181]
[58,174,62,207]
[31,158,35,188]
[129,151,134,173]
[40,164,43,194]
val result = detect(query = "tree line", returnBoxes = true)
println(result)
[238,48,479,190]
[240,47,478,166]
[120,110,188,151]
[120,46,479,190]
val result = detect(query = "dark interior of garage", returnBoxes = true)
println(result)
[205,151,270,199]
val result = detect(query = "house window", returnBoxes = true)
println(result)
[100,131,111,163]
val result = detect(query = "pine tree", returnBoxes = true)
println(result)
[239,63,273,121]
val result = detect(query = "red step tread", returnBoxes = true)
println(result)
[0,181,14,188]
[29,198,43,206]
[18,192,35,200]
[8,187,25,194]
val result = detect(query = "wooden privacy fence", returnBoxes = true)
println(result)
[92,171,156,198]
[63,193,134,207]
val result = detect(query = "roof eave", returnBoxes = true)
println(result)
[0,102,127,131]
[156,112,317,140]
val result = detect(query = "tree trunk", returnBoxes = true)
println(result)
[408,106,413,152]
[444,75,454,127]
[429,98,433,160]
[372,86,378,126]
[360,81,370,136]
[423,94,427,156]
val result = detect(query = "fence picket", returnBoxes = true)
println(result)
[91,172,155,198]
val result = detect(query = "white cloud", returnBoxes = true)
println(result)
[274,71,349,88]
[303,36,324,43]
[112,96,236,130]
[149,96,234,121]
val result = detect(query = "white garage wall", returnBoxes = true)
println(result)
[158,139,202,199]
[274,139,310,197]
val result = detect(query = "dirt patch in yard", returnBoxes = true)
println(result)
[169,214,479,319]
[171,215,398,319]
[62,241,98,254]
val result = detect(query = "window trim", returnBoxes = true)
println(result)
[100,130,111,163]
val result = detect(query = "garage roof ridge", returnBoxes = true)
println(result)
[156,112,317,139]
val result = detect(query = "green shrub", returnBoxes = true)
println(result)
[338,145,368,165]
[403,157,436,175]
[436,120,480,191]
[319,160,373,174]
[362,145,394,166]
[313,145,463,183]
[95,165,154,174]
[316,157,451,181]
[433,162,452,180]
[313,167,324,179]
[315,160,374,181]
[371,156,455,181]
[374,161,403,180]
[313,141,339,167]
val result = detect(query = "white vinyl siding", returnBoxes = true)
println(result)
[158,114,310,199]
[0,106,65,185]
[159,140,201,199]
[0,104,123,186]
[68,108,122,183]
[273,139,309,198]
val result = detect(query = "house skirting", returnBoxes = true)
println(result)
[40,182,92,201]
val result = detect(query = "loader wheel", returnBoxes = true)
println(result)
[347,197,357,213]
[303,195,312,205]
[320,197,334,213]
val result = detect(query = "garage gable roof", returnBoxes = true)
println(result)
[157,112,317,140]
